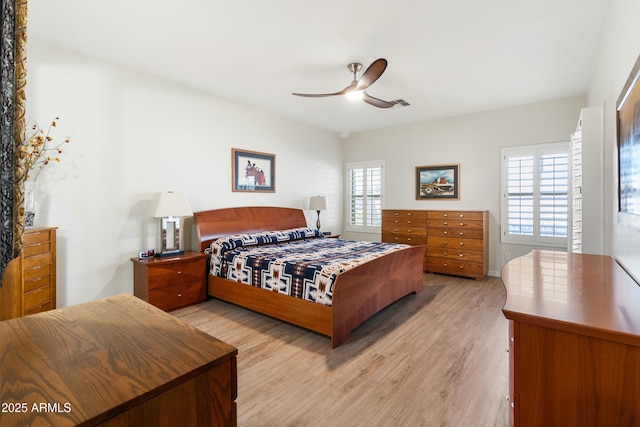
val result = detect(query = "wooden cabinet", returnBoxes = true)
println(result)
[22,227,57,316]
[382,210,428,269]
[426,210,488,280]
[502,250,640,426]
[132,251,207,311]
[0,294,238,426]
[382,209,488,280]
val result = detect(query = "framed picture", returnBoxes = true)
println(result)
[232,148,275,192]
[616,55,640,229]
[416,164,460,200]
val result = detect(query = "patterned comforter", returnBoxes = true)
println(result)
[208,227,410,306]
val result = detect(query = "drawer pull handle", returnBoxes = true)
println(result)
[459,214,464,218]
[407,229,412,233]
[443,222,448,225]
[407,221,412,224]
[459,232,464,236]
[459,242,464,246]
[459,265,464,269]
[443,263,448,267]
[394,212,399,216]
[443,214,448,217]
[443,231,448,235]
[459,254,464,257]
[443,241,448,245]
[407,238,411,241]
[178,293,183,298]
[177,271,182,275]
[460,222,464,226]
[443,251,448,256]
[407,213,412,216]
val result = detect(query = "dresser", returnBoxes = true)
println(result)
[381,210,428,269]
[0,294,238,426]
[22,227,57,316]
[502,250,640,426]
[131,251,207,311]
[426,210,488,280]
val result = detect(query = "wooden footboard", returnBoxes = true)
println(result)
[207,244,425,348]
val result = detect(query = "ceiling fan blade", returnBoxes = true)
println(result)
[293,81,357,98]
[356,58,387,91]
[362,92,396,108]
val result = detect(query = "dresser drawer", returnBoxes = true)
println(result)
[147,258,205,289]
[427,211,484,221]
[24,263,52,282]
[382,233,427,245]
[24,241,52,257]
[24,252,52,269]
[24,274,52,293]
[427,219,484,230]
[427,259,484,278]
[149,280,205,311]
[24,300,53,316]
[427,236,484,251]
[427,227,484,239]
[24,285,52,312]
[24,229,52,245]
[427,247,484,263]
[383,210,428,220]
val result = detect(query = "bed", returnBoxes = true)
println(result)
[194,206,426,348]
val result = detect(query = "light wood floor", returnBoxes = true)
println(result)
[173,274,510,427]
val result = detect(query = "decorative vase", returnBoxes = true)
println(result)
[24,180,38,228]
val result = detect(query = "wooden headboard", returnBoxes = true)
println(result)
[194,206,308,252]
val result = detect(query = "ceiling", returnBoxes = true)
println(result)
[27,0,610,135]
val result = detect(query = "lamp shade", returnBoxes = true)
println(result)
[148,191,193,218]
[309,195,328,211]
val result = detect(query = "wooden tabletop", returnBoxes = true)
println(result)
[501,250,640,347]
[0,294,237,426]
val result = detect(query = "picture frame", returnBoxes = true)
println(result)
[416,164,460,200]
[232,148,276,192]
[616,55,640,230]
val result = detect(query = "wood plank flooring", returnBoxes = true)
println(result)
[173,274,510,426]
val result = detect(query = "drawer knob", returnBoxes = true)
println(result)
[443,214,448,217]
[443,222,448,225]
[407,238,411,241]
[460,222,464,226]
[407,229,412,233]
[407,221,412,224]
[443,251,448,256]
[459,214,464,218]
[459,254,464,257]
[443,231,448,235]
[443,263,448,267]
[394,212,399,216]
[407,213,412,216]
[459,265,464,269]
[459,232,464,236]
[178,293,183,298]
[459,242,464,246]
[177,271,183,275]
[443,241,448,245]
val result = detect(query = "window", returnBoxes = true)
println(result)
[346,160,384,232]
[501,143,569,247]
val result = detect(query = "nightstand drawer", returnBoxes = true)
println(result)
[24,229,52,245]
[147,258,204,289]
[149,280,205,311]
[24,300,53,316]
[24,274,52,293]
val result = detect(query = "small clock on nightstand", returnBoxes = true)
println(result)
[131,251,207,312]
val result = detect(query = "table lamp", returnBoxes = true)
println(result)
[308,195,328,230]
[149,191,193,257]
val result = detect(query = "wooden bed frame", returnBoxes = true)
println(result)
[194,206,426,348]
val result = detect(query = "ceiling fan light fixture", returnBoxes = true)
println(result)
[346,90,364,100]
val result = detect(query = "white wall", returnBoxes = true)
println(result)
[26,40,342,307]
[587,0,640,282]
[343,95,586,276]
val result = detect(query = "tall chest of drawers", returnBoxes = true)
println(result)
[381,210,428,270]
[426,210,488,280]
[22,227,57,315]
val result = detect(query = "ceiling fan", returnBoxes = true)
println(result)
[292,58,408,108]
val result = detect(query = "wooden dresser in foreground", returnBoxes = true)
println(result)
[0,294,238,427]
[382,209,488,280]
[502,250,640,426]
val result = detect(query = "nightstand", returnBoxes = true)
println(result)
[325,234,340,239]
[131,251,207,311]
